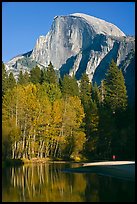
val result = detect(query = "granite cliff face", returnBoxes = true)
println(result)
[5,13,135,103]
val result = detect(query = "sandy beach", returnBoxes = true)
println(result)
[63,161,135,181]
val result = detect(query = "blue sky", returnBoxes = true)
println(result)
[2,2,135,62]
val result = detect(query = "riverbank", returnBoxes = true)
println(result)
[63,161,135,181]
[2,157,83,167]
[2,158,55,167]
[2,159,135,182]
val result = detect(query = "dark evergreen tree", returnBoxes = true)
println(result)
[18,70,30,85]
[104,60,128,113]
[40,68,47,84]
[61,74,79,97]
[79,73,92,111]
[124,106,135,160]
[2,62,8,95]
[96,107,116,160]
[79,73,100,158]
[97,60,129,160]
[7,72,16,90]
[58,77,63,92]
[30,66,41,84]
[17,70,25,85]
[23,71,30,84]
[45,62,57,84]
[111,104,135,160]
[92,82,101,106]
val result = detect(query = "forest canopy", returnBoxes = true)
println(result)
[2,60,135,161]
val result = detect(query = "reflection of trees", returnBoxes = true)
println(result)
[3,163,87,202]
[2,164,135,202]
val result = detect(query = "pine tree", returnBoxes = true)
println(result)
[84,99,99,159]
[104,60,127,113]
[30,66,41,84]
[7,72,16,90]
[45,62,57,84]
[40,68,47,84]
[2,62,8,95]
[23,71,30,84]
[98,60,129,160]
[40,82,62,103]
[18,70,25,85]
[61,74,79,97]
[18,71,30,85]
[92,82,101,106]
[97,107,116,160]
[79,73,92,111]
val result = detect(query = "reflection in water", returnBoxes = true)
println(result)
[2,162,135,202]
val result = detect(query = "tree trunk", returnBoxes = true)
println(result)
[32,129,36,158]
[12,141,17,159]
[22,120,26,158]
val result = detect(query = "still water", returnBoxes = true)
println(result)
[2,162,135,202]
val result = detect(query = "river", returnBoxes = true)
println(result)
[2,162,135,202]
